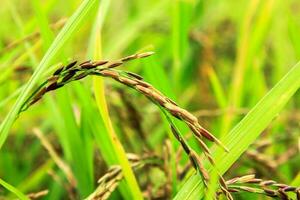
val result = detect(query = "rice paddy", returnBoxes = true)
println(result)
[0,0,299,199]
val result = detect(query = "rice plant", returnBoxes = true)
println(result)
[0,0,299,200]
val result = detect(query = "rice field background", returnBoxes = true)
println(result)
[0,0,300,199]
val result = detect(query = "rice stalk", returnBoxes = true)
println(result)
[32,128,77,188]
[26,190,49,200]
[21,52,227,152]
[85,153,161,200]
[217,174,300,200]
[20,51,229,195]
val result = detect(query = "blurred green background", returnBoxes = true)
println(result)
[0,0,299,199]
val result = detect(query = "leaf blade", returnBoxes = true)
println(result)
[0,0,98,149]
[174,61,300,199]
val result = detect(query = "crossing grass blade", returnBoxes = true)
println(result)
[174,60,300,199]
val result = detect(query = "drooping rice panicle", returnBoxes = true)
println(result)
[86,153,161,200]
[21,52,229,193]
[217,174,300,200]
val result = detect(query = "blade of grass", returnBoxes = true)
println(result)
[0,178,30,200]
[8,2,39,65]
[55,89,94,196]
[221,0,260,136]
[75,83,141,200]
[174,60,300,199]
[29,1,96,196]
[206,66,227,108]
[31,0,53,51]
[89,1,143,199]
[172,0,195,82]
[0,0,98,149]
[18,159,54,193]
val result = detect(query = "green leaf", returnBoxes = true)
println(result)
[0,178,30,200]
[174,61,300,199]
[0,0,98,149]
[88,1,144,199]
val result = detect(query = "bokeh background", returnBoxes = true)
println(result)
[0,0,299,199]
